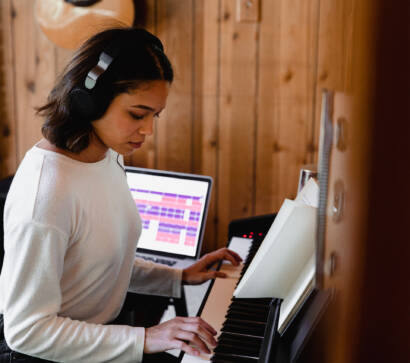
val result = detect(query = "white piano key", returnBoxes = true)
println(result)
[225,236,253,262]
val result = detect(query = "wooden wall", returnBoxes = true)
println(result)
[0,0,355,252]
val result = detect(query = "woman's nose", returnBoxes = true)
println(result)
[138,117,154,136]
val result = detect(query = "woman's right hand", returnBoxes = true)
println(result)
[143,316,218,356]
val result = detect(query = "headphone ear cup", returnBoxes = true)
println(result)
[69,87,96,120]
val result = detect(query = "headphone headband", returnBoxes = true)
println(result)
[85,51,113,89]
[84,41,121,90]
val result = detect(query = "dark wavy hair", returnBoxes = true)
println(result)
[37,27,173,153]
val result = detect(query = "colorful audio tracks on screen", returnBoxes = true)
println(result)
[132,189,203,246]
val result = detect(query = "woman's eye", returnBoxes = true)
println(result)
[130,113,145,120]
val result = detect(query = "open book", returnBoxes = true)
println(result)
[234,178,318,334]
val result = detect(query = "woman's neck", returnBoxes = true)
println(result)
[37,135,108,163]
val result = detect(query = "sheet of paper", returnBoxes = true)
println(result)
[278,255,315,332]
[235,198,295,284]
[295,177,319,208]
[234,200,316,298]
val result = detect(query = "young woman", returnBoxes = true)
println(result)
[0,27,241,362]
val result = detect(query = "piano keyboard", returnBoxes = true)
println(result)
[180,235,282,363]
[212,297,281,362]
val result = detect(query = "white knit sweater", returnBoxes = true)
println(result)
[0,145,182,362]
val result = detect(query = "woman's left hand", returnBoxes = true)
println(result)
[182,247,243,285]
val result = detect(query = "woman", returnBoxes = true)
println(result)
[0,27,241,362]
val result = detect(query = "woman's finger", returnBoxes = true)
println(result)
[176,331,211,354]
[214,248,241,266]
[226,248,243,262]
[178,317,218,335]
[183,317,218,335]
[177,340,200,357]
[182,322,218,348]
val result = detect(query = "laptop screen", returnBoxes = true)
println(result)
[125,167,213,258]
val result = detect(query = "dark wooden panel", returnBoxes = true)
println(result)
[155,0,194,173]
[0,0,17,178]
[191,0,220,252]
[125,0,158,169]
[217,0,258,247]
[255,0,320,215]
[12,0,56,162]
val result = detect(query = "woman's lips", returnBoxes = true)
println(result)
[128,142,143,149]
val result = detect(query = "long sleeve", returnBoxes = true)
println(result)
[129,258,183,298]
[1,221,145,363]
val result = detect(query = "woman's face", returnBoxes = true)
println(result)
[92,80,169,156]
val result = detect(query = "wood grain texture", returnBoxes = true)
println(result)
[12,0,56,162]
[0,0,358,256]
[217,0,258,246]
[125,0,157,169]
[155,0,194,172]
[192,0,220,252]
[0,0,17,177]
[312,0,355,163]
[255,0,319,215]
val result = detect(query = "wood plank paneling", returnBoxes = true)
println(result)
[313,0,355,162]
[256,0,320,215]
[0,0,17,177]
[12,0,56,162]
[193,0,220,251]
[217,0,259,246]
[126,0,157,169]
[156,0,194,172]
[0,0,359,255]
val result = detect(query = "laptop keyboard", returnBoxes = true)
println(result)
[137,255,177,267]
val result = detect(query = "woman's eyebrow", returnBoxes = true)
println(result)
[130,105,155,111]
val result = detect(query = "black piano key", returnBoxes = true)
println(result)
[225,310,268,322]
[225,299,272,325]
[222,319,266,336]
[231,297,273,303]
[218,331,265,341]
[228,302,270,310]
[215,332,261,355]
[229,300,271,308]
[218,332,262,353]
[226,308,269,321]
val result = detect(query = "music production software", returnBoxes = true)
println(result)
[127,172,209,257]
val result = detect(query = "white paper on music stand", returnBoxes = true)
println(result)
[278,255,315,333]
[295,177,319,208]
[233,200,316,299]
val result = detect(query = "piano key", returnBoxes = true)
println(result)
[216,334,262,356]
[225,310,269,322]
[221,319,266,336]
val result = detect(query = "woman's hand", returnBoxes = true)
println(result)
[182,247,243,285]
[144,316,217,356]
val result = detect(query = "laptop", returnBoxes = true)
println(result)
[125,166,213,269]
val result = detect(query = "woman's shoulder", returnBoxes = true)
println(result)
[5,146,85,233]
